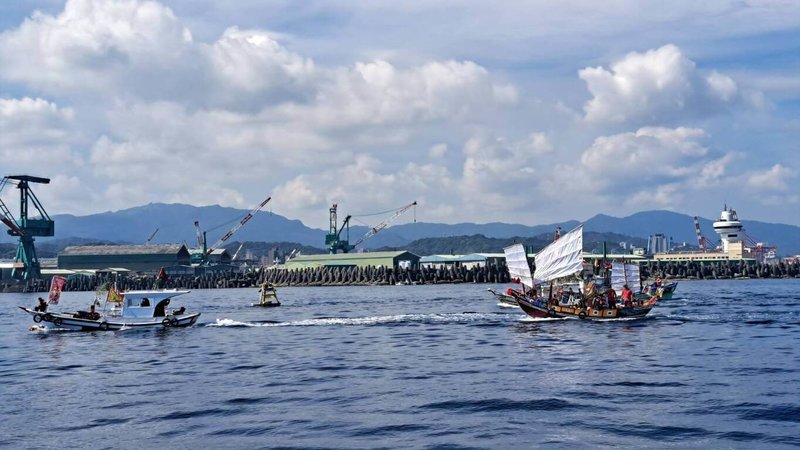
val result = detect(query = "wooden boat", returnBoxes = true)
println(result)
[503,225,658,321]
[253,283,280,307]
[19,289,200,331]
[487,288,520,307]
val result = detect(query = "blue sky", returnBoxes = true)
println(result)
[1,0,798,228]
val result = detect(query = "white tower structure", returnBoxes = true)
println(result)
[713,205,744,254]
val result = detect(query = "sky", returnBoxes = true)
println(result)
[0,0,798,229]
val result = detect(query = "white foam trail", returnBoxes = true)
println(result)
[208,312,499,328]
[497,302,519,309]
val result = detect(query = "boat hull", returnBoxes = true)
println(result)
[251,302,281,307]
[515,296,656,320]
[19,307,200,331]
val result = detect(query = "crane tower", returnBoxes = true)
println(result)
[0,175,55,280]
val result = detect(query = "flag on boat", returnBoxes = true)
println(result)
[48,276,67,304]
[157,267,168,280]
[106,286,124,303]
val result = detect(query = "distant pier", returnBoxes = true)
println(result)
[4,259,798,293]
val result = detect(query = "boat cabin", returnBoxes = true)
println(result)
[120,290,189,318]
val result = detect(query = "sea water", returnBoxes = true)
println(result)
[1,280,798,448]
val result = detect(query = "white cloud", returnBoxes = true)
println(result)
[0,0,193,96]
[0,97,82,167]
[747,164,796,192]
[579,44,744,124]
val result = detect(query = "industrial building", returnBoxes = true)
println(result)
[58,244,191,273]
[420,253,505,269]
[285,251,420,270]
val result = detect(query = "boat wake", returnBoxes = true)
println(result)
[208,312,506,328]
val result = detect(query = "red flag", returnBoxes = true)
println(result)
[157,267,167,280]
[48,276,67,304]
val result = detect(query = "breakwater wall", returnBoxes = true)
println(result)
[5,260,799,293]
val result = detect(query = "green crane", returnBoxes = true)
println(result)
[0,175,54,280]
[325,203,354,254]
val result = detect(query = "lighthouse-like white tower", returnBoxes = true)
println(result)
[712,205,744,253]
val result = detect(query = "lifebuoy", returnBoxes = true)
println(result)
[548,308,557,317]
[169,317,179,327]
[43,313,53,322]
[162,318,171,327]
[33,314,43,323]
[53,318,63,326]
[99,322,109,331]
[578,311,586,319]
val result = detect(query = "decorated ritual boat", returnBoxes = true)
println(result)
[252,282,281,307]
[503,225,658,320]
[20,278,200,331]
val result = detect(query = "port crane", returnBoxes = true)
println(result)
[326,201,417,254]
[0,175,54,280]
[692,216,708,252]
[193,196,271,265]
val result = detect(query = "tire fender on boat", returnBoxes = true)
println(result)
[162,318,171,327]
[33,314,43,323]
[99,322,109,331]
[43,313,53,322]
[53,318,63,326]
[548,308,557,317]
[578,311,587,319]
[169,317,179,327]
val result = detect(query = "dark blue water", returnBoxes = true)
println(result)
[1,280,799,449]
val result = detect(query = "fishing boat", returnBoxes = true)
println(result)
[487,287,520,307]
[253,283,280,307]
[19,288,200,331]
[503,225,658,320]
[639,280,678,299]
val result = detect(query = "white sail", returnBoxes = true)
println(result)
[503,243,534,288]
[611,262,640,295]
[533,225,584,283]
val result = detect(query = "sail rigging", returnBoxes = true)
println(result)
[532,224,584,283]
[611,262,640,295]
[503,243,534,288]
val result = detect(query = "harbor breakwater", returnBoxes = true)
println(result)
[5,260,799,293]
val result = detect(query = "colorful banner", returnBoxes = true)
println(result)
[48,276,67,304]
[106,287,124,303]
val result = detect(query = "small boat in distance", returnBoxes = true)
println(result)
[253,282,281,307]
[19,289,200,331]
[504,225,658,320]
[487,287,519,308]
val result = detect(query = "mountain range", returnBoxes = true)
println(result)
[1,203,797,255]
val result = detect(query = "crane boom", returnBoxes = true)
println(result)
[145,227,160,244]
[206,196,271,255]
[352,201,417,248]
[231,242,245,261]
[193,221,204,247]
[692,216,706,252]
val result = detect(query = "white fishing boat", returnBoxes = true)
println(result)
[19,289,200,331]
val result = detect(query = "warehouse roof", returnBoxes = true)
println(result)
[290,251,419,262]
[60,244,189,256]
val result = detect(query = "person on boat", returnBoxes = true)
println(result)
[34,297,48,312]
[141,298,150,307]
[621,285,633,307]
[655,276,662,287]
[605,286,617,309]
